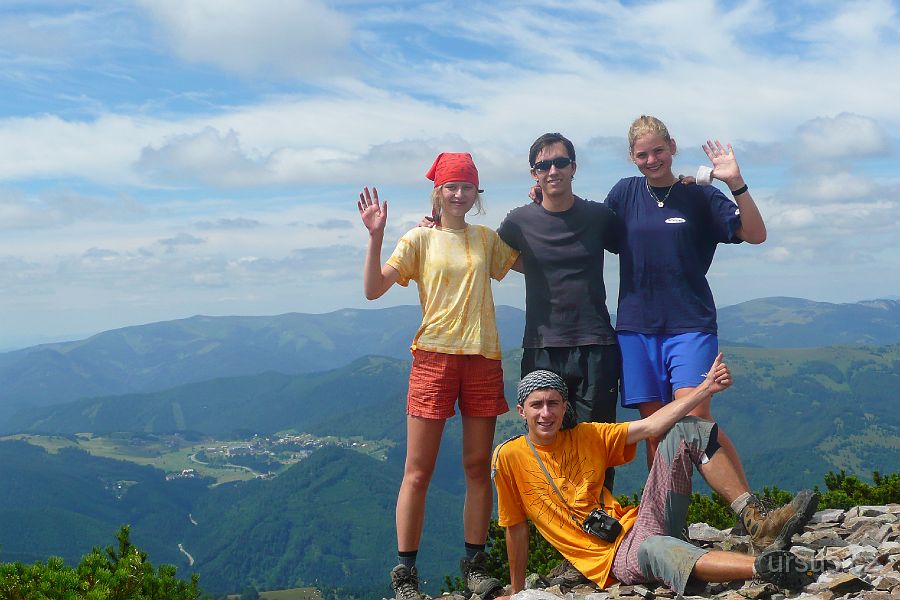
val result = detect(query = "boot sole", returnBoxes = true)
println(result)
[468,581,505,600]
[760,490,818,554]
[758,552,832,590]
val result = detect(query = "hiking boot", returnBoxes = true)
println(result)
[754,550,833,590]
[546,558,590,590]
[740,490,818,554]
[460,552,504,599]
[391,564,425,600]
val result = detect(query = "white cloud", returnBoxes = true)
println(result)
[195,217,262,230]
[137,0,353,79]
[137,127,272,187]
[796,113,892,161]
[158,232,206,252]
[794,172,878,202]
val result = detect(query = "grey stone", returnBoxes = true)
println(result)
[525,573,548,590]
[874,576,900,591]
[737,583,777,599]
[811,509,846,524]
[824,572,874,594]
[631,585,653,599]
[688,522,728,543]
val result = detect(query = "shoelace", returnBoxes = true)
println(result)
[745,496,776,520]
[395,580,421,600]
[467,567,496,586]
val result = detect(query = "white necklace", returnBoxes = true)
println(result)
[646,177,675,208]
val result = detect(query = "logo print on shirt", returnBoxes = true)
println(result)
[665,217,686,224]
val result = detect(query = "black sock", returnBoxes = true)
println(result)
[465,542,485,560]
[398,550,417,569]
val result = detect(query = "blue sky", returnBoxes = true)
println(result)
[1,0,899,349]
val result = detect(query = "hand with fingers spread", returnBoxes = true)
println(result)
[702,139,744,189]
[357,186,387,235]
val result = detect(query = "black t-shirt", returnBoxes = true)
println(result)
[497,196,619,348]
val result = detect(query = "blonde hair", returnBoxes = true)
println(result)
[430,185,484,218]
[627,115,673,155]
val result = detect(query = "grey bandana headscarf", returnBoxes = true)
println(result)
[517,370,568,406]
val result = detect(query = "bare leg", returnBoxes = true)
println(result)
[677,386,751,491]
[692,551,755,582]
[461,415,497,545]
[396,415,446,552]
[638,400,664,470]
[697,445,750,505]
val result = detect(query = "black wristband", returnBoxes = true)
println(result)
[731,184,748,196]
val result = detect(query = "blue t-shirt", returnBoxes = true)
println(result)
[605,177,742,334]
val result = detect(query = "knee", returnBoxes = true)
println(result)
[462,456,491,485]
[402,465,435,491]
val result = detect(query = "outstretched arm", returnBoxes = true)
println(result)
[626,353,732,444]
[702,140,766,244]
[505,521,529,595]
[357,186,399,299]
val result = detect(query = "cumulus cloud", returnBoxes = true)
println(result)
[136,127,273,187]
[796,113,892,161]
[138,0,353,79]
[795,172,878,202]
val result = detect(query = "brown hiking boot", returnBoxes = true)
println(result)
[740,490,818,554]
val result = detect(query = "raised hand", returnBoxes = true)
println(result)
[704,352,732,394]
[702,140,743,188]
[357,186,387,235]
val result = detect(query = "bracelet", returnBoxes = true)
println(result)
[730,184,748,196]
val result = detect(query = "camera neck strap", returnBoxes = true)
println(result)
[525,434,606,527]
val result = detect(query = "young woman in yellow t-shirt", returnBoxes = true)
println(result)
[357,152,519,600]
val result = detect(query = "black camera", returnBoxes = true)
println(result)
[582,508,622,542]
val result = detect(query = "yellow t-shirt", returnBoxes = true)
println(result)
[386,224,519,360]
[492,422,639,587]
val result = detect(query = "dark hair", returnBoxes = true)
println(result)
[528,132,576,167]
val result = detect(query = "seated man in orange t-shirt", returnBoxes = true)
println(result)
[492,357,831,596]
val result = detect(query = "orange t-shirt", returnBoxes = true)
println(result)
[492,422,639,587]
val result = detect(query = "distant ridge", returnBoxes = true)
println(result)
[2,297,900,420]
[0,306,524,417]
[717,296,900,348]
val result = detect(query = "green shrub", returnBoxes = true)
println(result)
[0,525,202,600]
[817,470,900,509]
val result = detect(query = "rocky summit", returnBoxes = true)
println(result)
[440,504,900,600]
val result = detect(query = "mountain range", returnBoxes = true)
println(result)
[1,296,899,597]
[2,297,900,423]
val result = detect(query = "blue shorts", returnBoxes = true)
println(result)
[618,332,717,408]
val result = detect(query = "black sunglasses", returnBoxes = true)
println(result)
[532,157,574,172]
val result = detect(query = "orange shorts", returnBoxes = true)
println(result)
[407,349,509,419]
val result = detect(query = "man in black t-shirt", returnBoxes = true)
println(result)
[497,133,621,445]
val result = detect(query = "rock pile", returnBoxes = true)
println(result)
[469,504,900,600]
